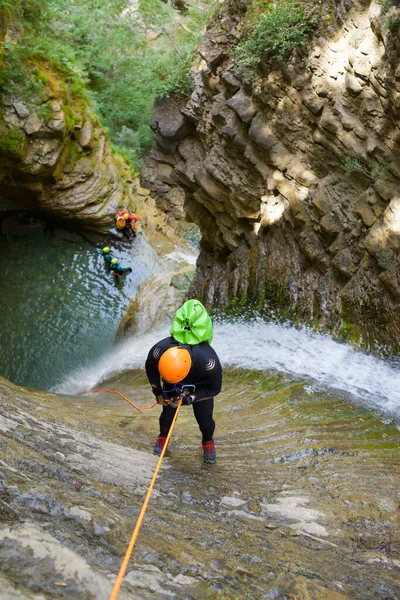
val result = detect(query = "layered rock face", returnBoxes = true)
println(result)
[144,0,400,353]
[0,67,136,231]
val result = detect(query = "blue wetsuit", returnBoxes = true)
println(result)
[101,250,112,265]
[110,264,132,278]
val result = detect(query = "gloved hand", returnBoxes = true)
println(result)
[181,393,195,406]
[156,395,169,406]
[168,395,180,408]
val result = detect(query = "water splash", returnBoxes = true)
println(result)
[56,318,400,417]
[54,325,170,394]
[163,250,197,265]
[213,319,400,415]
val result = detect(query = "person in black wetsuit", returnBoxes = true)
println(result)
[145,300,222,464]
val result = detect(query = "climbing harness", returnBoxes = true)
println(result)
[108,396,183,600]
[165,384,196,407]
[163,382,197,395]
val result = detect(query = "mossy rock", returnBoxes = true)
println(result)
[0,130,25,157]
[170,269,195,292]
[64,106,77,134]
[338,321,361,344]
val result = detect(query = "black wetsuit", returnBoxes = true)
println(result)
[145,336,222,443]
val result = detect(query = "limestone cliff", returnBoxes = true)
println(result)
[0,88,139,230]
[144,0,400,353]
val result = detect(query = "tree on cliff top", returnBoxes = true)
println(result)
[1,0,217,168]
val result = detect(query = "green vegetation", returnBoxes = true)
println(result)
[338,321,361,344]
[37,100,53,121]
[343,154,374,180]
[378,0,398,15]
[343,154,391,182]
[0,129,25,155]
[233,0,319,81]
[0,0,44,25]
[377,0,400,30]
[1,0,216,167]
[1,0,88,107]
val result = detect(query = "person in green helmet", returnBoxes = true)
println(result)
[100,246,112,271]
[110,257,133,280]
[145,299,222,464]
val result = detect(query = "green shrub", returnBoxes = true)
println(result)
[32,67,49,85]
[63,106,77,134]
[114,125,153,167]
[1,0,89,105]
[42,0,217,165]
[377,0,400,31]
[154,50,195,98]
[384,12,400,30]
[0,0,45,25]
[378,0,397,14]
[343,155,373,180]
[233,0,319,80]
[37,100,53,121]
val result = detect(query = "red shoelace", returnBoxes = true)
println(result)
[155,435,167,448]
[202,440,215,452]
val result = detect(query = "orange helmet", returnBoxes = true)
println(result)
[123,212,130,220]
[158,347,191,383]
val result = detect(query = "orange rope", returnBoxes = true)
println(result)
[90,388,157,412]
[108,397,183,600]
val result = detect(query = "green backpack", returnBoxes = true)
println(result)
[171,299,213,345]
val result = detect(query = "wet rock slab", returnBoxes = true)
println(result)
[0,371,399,600]
[262,573,349,599]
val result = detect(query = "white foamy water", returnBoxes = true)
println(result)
[163,250,197,265]
[213,320,400,415]
[56,318,400,417]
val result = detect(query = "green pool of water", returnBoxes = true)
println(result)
[0,228,158,391]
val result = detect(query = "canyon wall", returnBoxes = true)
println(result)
[144,0,400,353]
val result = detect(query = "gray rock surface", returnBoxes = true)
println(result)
[1,369,399,600]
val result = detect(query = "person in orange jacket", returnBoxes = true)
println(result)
[116,210,138,238]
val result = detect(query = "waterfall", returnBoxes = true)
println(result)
[56,318,400,418]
